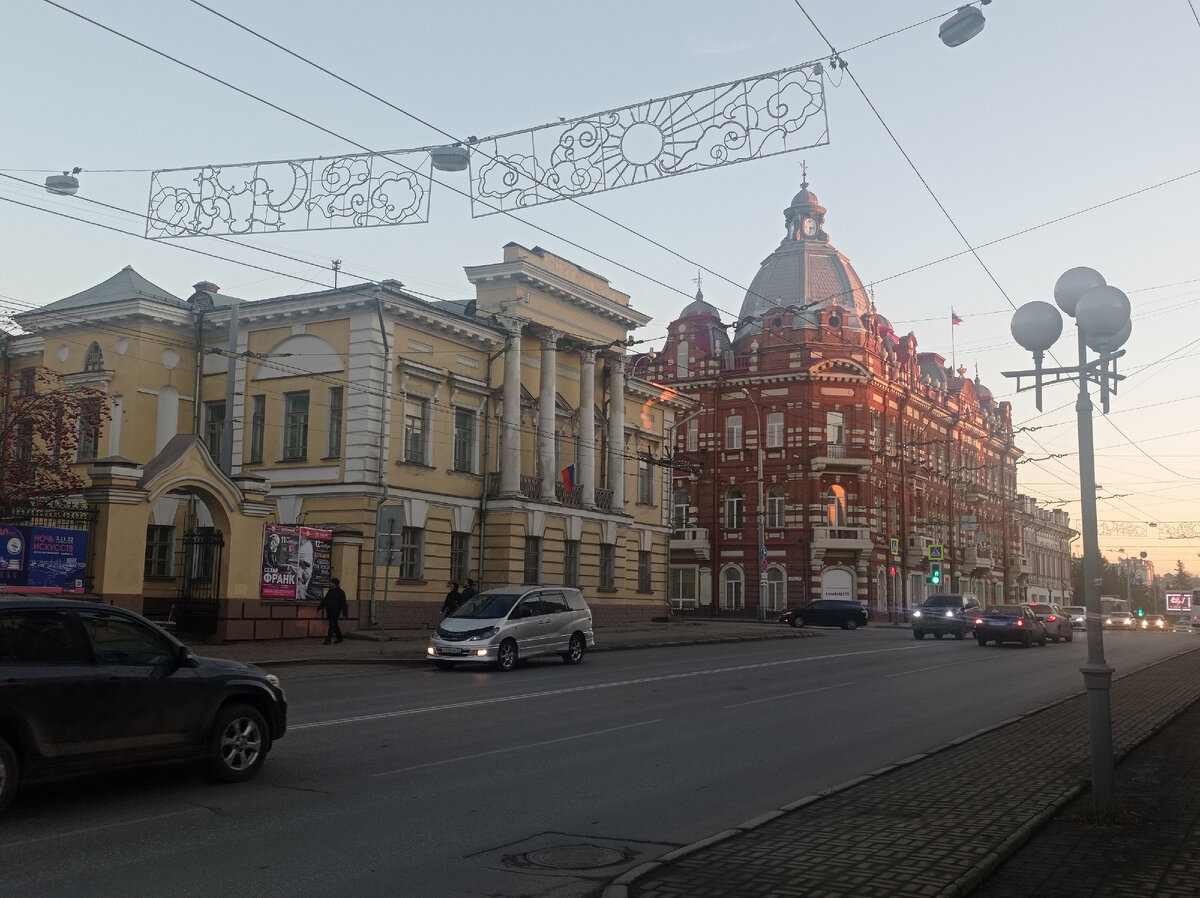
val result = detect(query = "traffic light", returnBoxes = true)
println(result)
[1137,608,1144,617]
[930,562,942,586]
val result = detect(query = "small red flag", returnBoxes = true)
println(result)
[951,310,963,325]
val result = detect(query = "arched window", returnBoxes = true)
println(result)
[825,484,846,527]
[722,566,744,609]
[83,342,104,373]
[764,565,785,611]
[676,341,689,378]
[725,487,744,530]
[766,486,786,529]
[672,489,691,530]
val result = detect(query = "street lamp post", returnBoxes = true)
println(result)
[1004,266,1131,811]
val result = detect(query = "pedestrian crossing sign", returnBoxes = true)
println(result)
[929,544,944,561]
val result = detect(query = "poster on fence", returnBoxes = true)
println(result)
[259,524,332,601]
[0,525,88,593]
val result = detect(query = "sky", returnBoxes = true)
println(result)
[2,0,1199,582]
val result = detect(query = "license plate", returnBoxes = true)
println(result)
[442,647,468,656]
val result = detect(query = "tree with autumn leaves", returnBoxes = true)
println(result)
[0,365,111,507]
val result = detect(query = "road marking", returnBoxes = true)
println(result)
[725,681,856,709]
[0,807,202,849]
[374,719,664,777]
[885,658,978,678]
[290,645,921,731]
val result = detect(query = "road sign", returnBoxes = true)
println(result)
[889,537,899,556]
[929,544,944,561]
[760,545,768,559]
[760,559,768,573]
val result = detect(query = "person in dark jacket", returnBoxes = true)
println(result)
[460,578,478,604]
[318,577,349,644]
[442,581,462,618]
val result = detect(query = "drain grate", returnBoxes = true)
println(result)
[504,843,633,871]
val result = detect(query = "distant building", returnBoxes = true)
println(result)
[631,180,1071,616]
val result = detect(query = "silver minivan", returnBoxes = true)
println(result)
[426,586,595,671]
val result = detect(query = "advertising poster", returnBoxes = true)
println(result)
[0,526,88,593]
[259,524,333,601]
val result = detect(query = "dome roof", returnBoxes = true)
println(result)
[680,287,722,320]
[735,182,871,342]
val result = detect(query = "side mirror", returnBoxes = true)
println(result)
[176,645,198,668]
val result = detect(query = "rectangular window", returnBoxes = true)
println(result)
[563,540,580,588]
[523,536,541,585]
[670,567,697,608]
[638,550,652,592]
[283,391,309,460]
[249,395,265,464]
[75,397,103,462]
[450,531,470,584]
[203,401,225,460]
[725,414,742,450]
[452,407,476,473]
[403,397,429,465]
[766,412,784,448]
[398,527,424,580]
[686,418,699,452]
[637,455,654,504]
[326,387,343,458]
[144,525,174,578]
[599,543,615,589]
[826,410,845,446]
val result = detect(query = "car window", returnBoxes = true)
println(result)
[512,598,542,619]
[452,592,520,620]
[985,605,1022,615]
[0,609,91,664]
[539,592,570,614]
[78,611,175,666]
[924,596,960,607]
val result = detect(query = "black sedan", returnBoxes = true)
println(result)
[779,599,869,630]
[974,604,1048,648]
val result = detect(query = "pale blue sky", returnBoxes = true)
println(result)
[2,0,1198,576]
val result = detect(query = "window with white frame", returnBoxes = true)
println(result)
[826,410,845,447]
[283,391,309,460]
[523,536,541,585]
[825,484,847,527]
[725,487,744,530]
[599,543,615,588]
[670,567,697,608]
[722,567,744,609]
[83,342,104,373]
[638,550,652,592]
[397,527,424,580]
[75,397,103,463]
[143,525,174,578]
[672,489,690,530]
[725,414,742,450]
[764,566,785,611]
[766,485,786,529]
[203,401,225,460]
[675,341,689,378]
[563,540,580,587]
[326,387,343,458]
[766,411,784,448]
[452,407,476,473]
[637,454,654,504]
[403,396,430,465]
[686,417,699,452]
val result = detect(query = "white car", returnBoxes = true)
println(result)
[427,586,595,671]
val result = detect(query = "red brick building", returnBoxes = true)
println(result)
[636,181,1071,618]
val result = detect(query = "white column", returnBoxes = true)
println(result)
[538,331,560,501]
[499,319,523,496]
[578,350,596,508]
[608,357,626,510]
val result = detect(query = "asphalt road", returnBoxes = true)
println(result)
[0,626,1184,898]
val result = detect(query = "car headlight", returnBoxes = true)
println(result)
[913,610,922,618]
[265,673,281,688]
[469,626,499,641]
[945,611,954,618]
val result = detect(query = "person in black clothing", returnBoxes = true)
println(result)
[318,577,349,644]
[442,581,462,618]
[460,578,478,604]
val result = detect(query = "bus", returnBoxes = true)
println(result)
[1100,596,1131,615]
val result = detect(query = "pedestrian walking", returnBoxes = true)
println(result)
[460,578,478,604]
[442,581,462,618]
[318,577,348,644]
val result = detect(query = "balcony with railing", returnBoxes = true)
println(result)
[812,525,874,551]
[669,526,710,561]
[962,544,994,572]
[487,473,613,511]
[1008,553,1033,576]
[809,442,874,472]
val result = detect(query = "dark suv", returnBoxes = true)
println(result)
[912,593,983,640]
[779,600,869,630]
[0,598,287,814]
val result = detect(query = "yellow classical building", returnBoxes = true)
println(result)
[3,243,687,639]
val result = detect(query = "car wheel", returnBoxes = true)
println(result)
[793,615,806,628]
[977,637,988,647]
[1022,633,1031,648]
[1050,635,1059,643]
[434,660,456,670]
[788,617,800,628]
[207,704,268,783]
[496,639,519,672]
[562,632,585,664]
[914,630,925,640]
[1067,631,1074,642]
[1039,633,1047,646]
[0,736,18,815]
[933,632,944,640]
[844,618,859,631]
[954,629,966,640]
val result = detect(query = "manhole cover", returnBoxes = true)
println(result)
[505,844,632,870]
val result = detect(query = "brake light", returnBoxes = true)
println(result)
[1047,615,1057,622]
[1016,620,1024,627]
[974,618,983,625]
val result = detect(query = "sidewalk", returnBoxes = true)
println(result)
[191,623,1200,897]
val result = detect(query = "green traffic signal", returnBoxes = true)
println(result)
[1137,608,1144,617]
[930,563,942,586]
